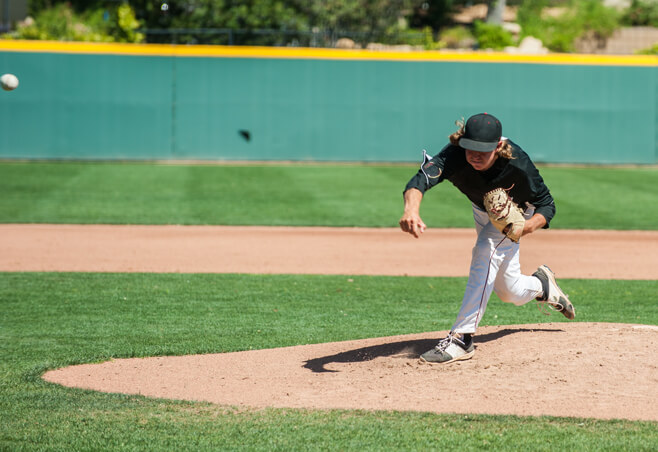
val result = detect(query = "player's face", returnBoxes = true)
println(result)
[465,149,498,171]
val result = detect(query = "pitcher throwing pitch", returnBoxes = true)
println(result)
[399,113,575,364]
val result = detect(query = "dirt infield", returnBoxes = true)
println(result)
[3,224,656,421]
[2,224,657,279]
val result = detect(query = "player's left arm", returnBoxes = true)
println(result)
[521,213,547,236]
[523,157,555,229]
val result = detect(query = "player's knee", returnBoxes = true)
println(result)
[494,287,527,306]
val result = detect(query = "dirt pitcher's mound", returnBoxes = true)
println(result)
[44,322,658,421]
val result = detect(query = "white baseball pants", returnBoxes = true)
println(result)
[451,204,543,334]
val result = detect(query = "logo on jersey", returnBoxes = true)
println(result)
[421,149,442,185]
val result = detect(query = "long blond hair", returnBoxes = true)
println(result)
[449,117,514,159]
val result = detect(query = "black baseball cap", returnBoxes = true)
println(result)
[458,113,502,152]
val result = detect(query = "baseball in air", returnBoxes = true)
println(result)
[1,73,19,91]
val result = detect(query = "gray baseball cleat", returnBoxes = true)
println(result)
[533,265,575,319]
[420,333,474,364]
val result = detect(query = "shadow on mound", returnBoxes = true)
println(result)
[303,327,563,372]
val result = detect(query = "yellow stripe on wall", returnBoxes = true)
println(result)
[0,39,656,66]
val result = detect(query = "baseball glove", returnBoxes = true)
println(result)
[483,187,525,243]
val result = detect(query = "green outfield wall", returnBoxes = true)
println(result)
[0,41,656,164]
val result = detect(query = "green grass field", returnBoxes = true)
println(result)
[1,162,656,229]
[0,162,656,451]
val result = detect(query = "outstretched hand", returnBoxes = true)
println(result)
[399,213,426,238]
[400,188,426,238]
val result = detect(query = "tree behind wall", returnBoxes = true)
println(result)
[486,0,506,24]
[26,0,433,46]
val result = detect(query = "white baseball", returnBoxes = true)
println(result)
[1,73,19,91]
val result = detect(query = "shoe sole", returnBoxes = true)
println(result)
[539,265,576,320]
[419,349,475,365]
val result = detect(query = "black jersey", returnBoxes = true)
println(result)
[404,140,556,227]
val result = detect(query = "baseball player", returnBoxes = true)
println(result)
[399,113,575,364]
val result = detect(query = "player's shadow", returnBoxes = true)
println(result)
[303,327,562,373]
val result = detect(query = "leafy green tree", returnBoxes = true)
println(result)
[289,0,414,45]
[7,2,143,43]
[28,0,101,15]
[127,0,310,44]
[23,1,309,45]
[473,20,515,49]
[115,4,145,42]
[622,0,658,27]
[126,0,416,46]
[131,0,305,30]
[516,0,619,53]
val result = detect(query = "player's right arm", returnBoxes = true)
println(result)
[400,146,453,238]
[399,188,426,238]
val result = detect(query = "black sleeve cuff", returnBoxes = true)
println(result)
[404,172,429,195]
[535,204,556,228]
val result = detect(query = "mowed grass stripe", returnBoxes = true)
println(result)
[0,162,656,229]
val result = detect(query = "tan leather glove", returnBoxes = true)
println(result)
[483,188,525,243]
